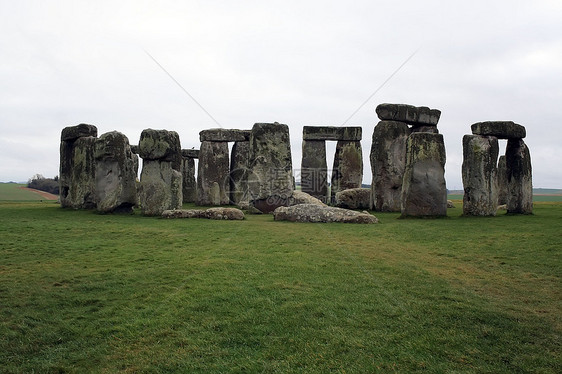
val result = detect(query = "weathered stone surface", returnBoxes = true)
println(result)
[447,200,455,208]
[471,121,526,139]
[94,131,138,213]
[248,122,294,213]
[302,126,362,141]
[290,190,326,206]
[182,156,196,203]
[230,140,250,205]
[301,139,328,201]
[462,135,499,216]
[162,207,244,220]
[370,121,410,212]
[273,204,378,224]
[139,160,182,216]
[506,139,532,214]
[199,129,251,142]
[61,123,98,141]
[497,155,508,205]
[331,141,363,203]
[197,141,230,206]
[410,125,439,134]
[59,136,97,209]
[130,145,139,154]
[182,149,199,158]
[376,103,441,126]
[138,129,182,168]
[401,133,447,217]
[335,188,371,210]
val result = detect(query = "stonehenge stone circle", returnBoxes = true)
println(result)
[248,122,294,213]
[330,140,363,203]
[94,131,138,214]
[370,120,410,212]
[138,129,182,216]
[303,126,362,141]
[462,135,499,216]
[497,155,508,205]
[273,204,378,224]
[199,128,251,142]
[197,141,230,205]
[471,121,526,139]
[59,124,98,209]
[376,103,441,126]
[506,138,533,214]
[401,133,447,217]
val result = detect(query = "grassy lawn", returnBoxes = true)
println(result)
[0,201,560,372]
[0,183,47,201]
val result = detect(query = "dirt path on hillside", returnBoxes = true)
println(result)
[18,186,59,200]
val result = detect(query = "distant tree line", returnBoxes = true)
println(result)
[27,174,59,195]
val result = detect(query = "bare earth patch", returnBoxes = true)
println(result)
[18,186,58,200]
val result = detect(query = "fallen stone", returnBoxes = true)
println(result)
[462,135,499,216]
[471,121,526,139]
[370,121,410,212]
[335,188,371,210]
[61,123,98,141]
[181,149,200,158]
[447,200,455,208]
[290,190,326,206]
[162,207,244,220]
[273,204,378,224]
[302,126,362,141]
[199,129,251,142]
[94,131,138,214]
[376,103,441,126]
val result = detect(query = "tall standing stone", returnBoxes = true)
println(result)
[506,139,533,214]
[94,131,138,213]
[138,129,182,216]
[301,139,328,201]
[401,133,447,217]
[497,155,508,205]
[59,124,98,209]
[230,140,251,205]
[370,121,410,212]
[331,141,363,203]
[462,135,499,216]
[197,141,230,206]
[248,122,294,213]
[181,153,197,204]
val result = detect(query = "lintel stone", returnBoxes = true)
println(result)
[471,121,526,139]
[199,129,251,142]
[375,103,441,126]
[182,149,200,158]
[61,123,98,141]
[302,126,362,141]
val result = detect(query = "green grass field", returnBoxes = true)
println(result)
[0,183,50,201]
[0,201,560,372]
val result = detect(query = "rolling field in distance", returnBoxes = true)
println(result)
[0,200,560,372]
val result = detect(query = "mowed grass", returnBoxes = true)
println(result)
[0,202,560,373]
[0,183,48,201]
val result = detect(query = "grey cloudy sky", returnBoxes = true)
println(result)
[1,0,561,189]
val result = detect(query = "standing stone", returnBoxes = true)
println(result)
[462,135,499,216]
[94,131,138,214]
[59,124,98,209]
[138,129,182,216]
[181,156,197,203]
[301,139,328,202]
[248,122,294,213]
[197,141,230,206]
[370,121,410,212]
[230,140,251,205]
[401,133,447,217]
[331,141,363,203]
[497,155,508,205]
[506,139,532,214]
[139,161,182,216]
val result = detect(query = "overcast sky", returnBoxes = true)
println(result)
[1,0,561,189]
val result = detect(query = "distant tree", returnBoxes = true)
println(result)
[28,174,59,195]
